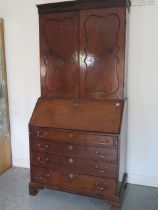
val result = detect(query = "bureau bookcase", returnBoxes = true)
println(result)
[29,1,131,210]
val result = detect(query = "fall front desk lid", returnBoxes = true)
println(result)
[30,98,124,134]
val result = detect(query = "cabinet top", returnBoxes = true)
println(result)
[37,0,131,14]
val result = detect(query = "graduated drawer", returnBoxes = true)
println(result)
[30,127,117,147]
[31,152,117,178]
[31,140,117,162]
[31,167,116,197]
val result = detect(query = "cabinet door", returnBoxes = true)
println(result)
[80,8,126,100]
[40,12,79,98]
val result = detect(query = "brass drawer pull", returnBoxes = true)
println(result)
[95,165,108,173]
[68,173,74,179]
[38,173,50,180]
[38,157,49,164]
[68,158,74,163]
[68,145,74,150]
[95,182,107,190]
[97,138,110,145]
[37,131,48,138]
[37,144,49,151]
[68,133,75,139]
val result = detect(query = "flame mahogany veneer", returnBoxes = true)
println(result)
[29,1,130,210]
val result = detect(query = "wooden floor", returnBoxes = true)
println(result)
[0,167,158,210]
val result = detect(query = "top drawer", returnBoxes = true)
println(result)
[30,127,118,148]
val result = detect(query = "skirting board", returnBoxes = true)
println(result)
[127,174,158,188]
[13,157,30,169]
[13,158,158,188]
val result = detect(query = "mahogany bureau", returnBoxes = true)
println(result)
[29,1,131,210]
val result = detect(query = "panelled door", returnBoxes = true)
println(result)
[39,8,126,100]
[39,12,79,98]
[79,7,126,100]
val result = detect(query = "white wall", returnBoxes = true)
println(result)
[127,3,158,186]
[0,0,158,187]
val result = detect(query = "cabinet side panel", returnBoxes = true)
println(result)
[119,100,127,182]
[119,8,129,182]
[124,8,130,98]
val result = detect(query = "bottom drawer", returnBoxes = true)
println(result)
[31,167,116,197]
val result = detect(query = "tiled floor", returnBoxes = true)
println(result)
[0,167,158,210]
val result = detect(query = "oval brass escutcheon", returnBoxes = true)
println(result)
[68,145,74,150]
[68,173,74,179]
[68,158,74,163]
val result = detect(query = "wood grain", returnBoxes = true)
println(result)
[40,12,79,98]
[79,7,126,100]
[31,140,118,162]
[31,152,117,178]
[31,167,117,197]
[30,127,117,147]
[29,98,124,133]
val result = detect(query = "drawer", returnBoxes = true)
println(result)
[30,127,118,147]
[31,140,118,162]
[31,167,116,197]
[31,152,117,178]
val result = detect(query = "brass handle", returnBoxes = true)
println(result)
[38,157,49,164]
[68,173,74,179]
[68,134,75,139]
[97,138,110,145]
[95,182,107,190]
[68,158,74,163]
[37,131,48,138]
[96,151,106,159]
[116,103,120,107]
[38,173,50,180]
[68,145,74,150]
[37,144,49,151]
[96,165,108,173]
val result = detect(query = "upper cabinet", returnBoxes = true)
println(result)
[39,3,127,100]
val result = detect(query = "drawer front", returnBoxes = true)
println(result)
[31,140,118,162]
[31,152,117,178]
[30,127,117,147]
[31,167,116,197]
